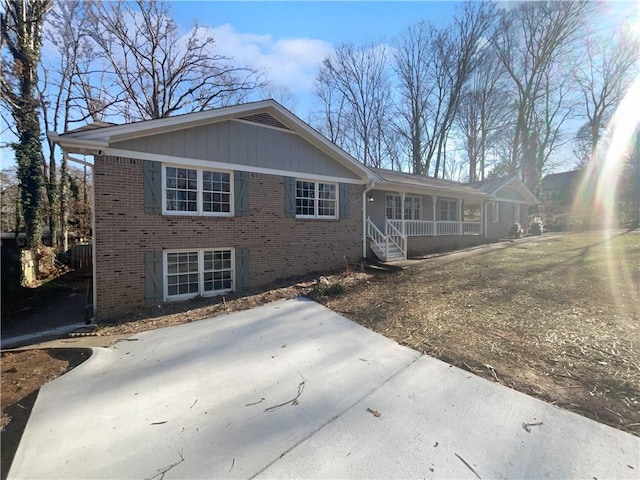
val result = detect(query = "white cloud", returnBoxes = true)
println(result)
[201,23,334,96]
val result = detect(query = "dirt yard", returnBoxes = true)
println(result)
[2,230,638,477]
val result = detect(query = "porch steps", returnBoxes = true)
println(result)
[370,242,405,262]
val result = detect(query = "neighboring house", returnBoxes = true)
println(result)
[539,170,585,230]
[540,170,582,204]
[51,100,538,319]
[470,176,537,238]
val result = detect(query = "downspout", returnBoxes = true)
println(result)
[64,151,96,322]
[362,182,376,258]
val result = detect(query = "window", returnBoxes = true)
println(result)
[164,166,232,215]
[296,180,337,218]
[385,195,421,220]
[490,202,499,223]
[439,199,458,221]
[165,248,234,300]
[203,250,233,293]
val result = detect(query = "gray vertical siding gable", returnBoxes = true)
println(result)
[111,120,361,179]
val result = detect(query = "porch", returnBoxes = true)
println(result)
[365,186,485,262]
[367,217,483,262]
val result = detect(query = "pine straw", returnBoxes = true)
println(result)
[322,231,640,436]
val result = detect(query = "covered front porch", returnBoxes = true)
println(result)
[365,188,485,262]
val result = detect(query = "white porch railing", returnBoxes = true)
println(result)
[436,221,460,236]
[388,219,481,236]
[462,221,481,235]
[388,219,434,236]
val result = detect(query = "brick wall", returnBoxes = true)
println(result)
[94,156,364,319]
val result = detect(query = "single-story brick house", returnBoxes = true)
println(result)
[51,100,537,319]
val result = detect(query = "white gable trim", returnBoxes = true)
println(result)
[52,100,376,183]
[102,148,366,185]
[486,177,538,204]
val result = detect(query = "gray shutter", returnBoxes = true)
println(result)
[284,177,296,217]
[234,171,249,216]
[143,160,162,214]
[235,248,249,292]
[339,183,349,218]
[145,251,163,305]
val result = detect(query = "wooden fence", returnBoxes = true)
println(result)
[70,244,92,270]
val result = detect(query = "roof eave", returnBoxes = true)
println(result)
[375,180,487,199]
[48,132,108,154]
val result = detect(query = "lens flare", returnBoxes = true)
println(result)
[571,2,640,320]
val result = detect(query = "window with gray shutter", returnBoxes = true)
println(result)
[234,171,249,216]
[339,183,349,218]
[145,251,163,304]
[235,247,249,292]
[284,177,296,217]
[143,160,162,214]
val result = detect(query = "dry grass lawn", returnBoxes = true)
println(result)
[321,230,640,435]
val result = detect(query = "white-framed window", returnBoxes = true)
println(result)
[163,165,233,216]
[491,202,499,223]
[385,195,421,220]
[164,248,234,300]
[295,180,337,219]
[439,198,458,221]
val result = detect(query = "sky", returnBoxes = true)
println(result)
[169,1,461,117]
[164,0,639,120]
[1,0,638,172]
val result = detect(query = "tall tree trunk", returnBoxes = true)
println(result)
[1,0,51,249]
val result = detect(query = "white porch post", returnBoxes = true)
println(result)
[432,195,437,236]
[401,192,406,236]
[480,201,485,238]
[458,199,463,235]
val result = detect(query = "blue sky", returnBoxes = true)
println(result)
[1,0,638,171]
[168,1,462,117]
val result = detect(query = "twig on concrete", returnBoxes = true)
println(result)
[145,450,185,480]
[264,374,305,412]
[522,421,544,433]
[229,457,235,473]
[455,453,481,479]
[190,399,198,409]
[245,397,265,406]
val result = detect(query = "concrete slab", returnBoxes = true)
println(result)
[8,298,639,479]
[8,298,421,479]
[0,322,87,350]
[259,356,640,479]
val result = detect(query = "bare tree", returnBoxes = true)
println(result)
[492,0,591,191]
[573,28,639,164]
[392,21,433,174]
[315,43,393,168]
[432,1,496,177]
[455,50,511,182]
[85,0,265,121]
[1,0,51,248]
[0,168,20,232]
[392,1,495,177]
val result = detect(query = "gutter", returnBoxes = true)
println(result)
[362,182,376,258]
[47,132,108,153]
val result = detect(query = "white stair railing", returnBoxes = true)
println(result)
[385,219,407,259]
[367,217,407,261]
[367,217,387,257]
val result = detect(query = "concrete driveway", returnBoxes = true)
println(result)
[8,298,639,479]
